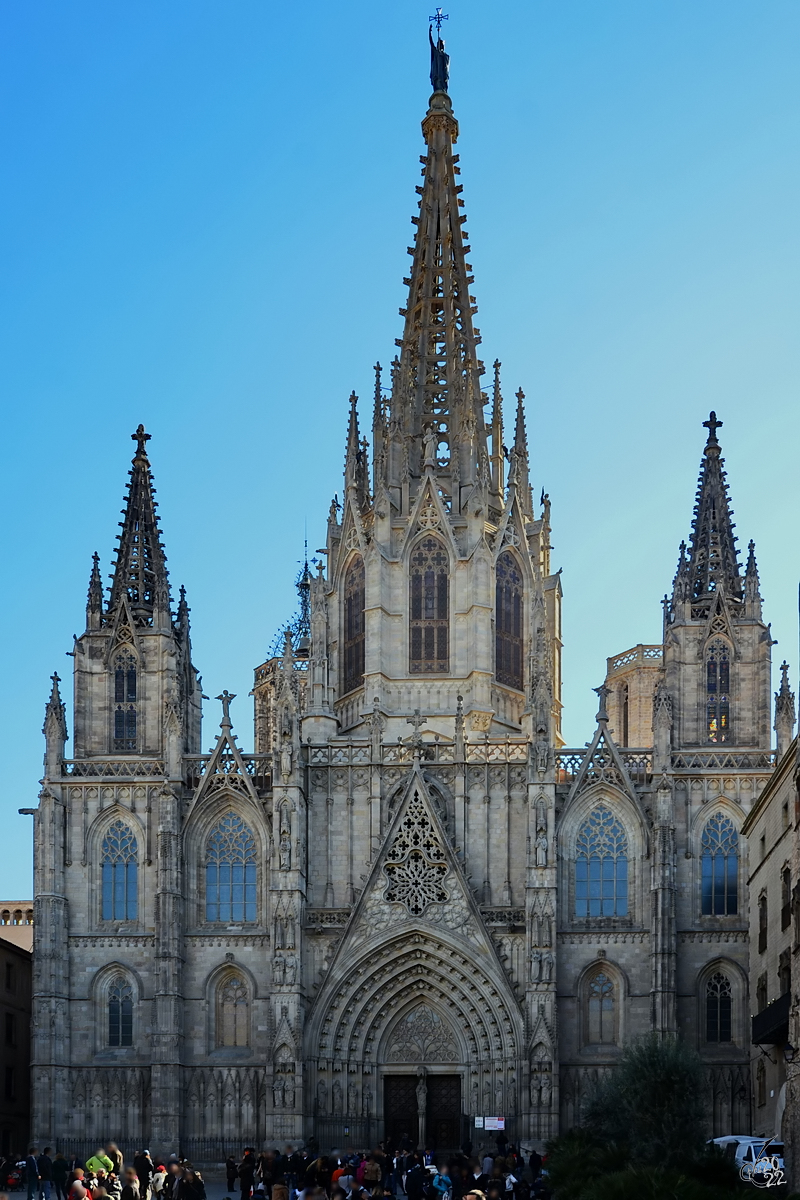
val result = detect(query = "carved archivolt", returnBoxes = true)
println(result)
[309,929,520,1066]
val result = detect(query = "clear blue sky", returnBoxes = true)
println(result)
[2,1,799,896]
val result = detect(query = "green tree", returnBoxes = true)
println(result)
[583,1033,708,1168]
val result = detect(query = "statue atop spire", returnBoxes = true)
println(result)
[429,12,450,93]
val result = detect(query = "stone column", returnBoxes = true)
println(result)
[150,783,184,1157]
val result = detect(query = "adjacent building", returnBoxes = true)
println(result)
[0,906,33,1154]
[27,38,792,1157]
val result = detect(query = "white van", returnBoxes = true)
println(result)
[710,1136,785,1183]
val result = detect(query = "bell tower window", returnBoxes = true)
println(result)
[706,639,730,743]
[409,536,449,674]
[342,555,366,695]
[113,651,138,752]
[495,552,524,690]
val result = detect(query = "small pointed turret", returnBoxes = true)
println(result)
[86,551,103,631]
[490,360,505,500]
[744,539,762,618]
[109,425,171,626]
[344,393,370,509]
[176,584,190,640]
[774,661,796,759]
[684,412,741,604]
[43,672,68,774]
[509,387,532,518]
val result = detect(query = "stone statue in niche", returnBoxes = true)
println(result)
[535,832,548,867]
[284,953,297,986]
[316,1079,328,1115]
[279,831,292,871]
[347,1080,359,1115]
[530,950,542,983]
[543,952,554,982]
[541,1072,552,1107]
[272,1076,284,1108]
[284,1073,295,1108]
[332,1079,343,1114]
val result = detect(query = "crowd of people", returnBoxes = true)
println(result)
[0,1145,206,1200]
[0,1138,549,1200]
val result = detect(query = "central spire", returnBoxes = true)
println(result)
[385,63,489,503]
[108,424,171,624]
[684,412,741,603]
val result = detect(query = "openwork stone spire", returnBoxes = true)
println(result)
[387,85,488,496]
[683,412,741,604]
[108,424,171,624]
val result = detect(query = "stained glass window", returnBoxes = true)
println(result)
[706,640,730,743]
[496,552,524,690]
[206,813,257,924]
[706,972,732,1042]
[409,537,449,674]
[343,555,366,695]
[575,807,628,918]
[586,971,615,1043]
[101,821,138,921]
[108,976,133,1046]
[701,812,738,915]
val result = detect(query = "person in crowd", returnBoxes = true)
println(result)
[238,1151,256,1200]
[225,1157,238,1193]
[403,1159,426,1200]
[105,1172,123,1200]
[151,1166,167,1197]
[162,1160,183,1200]
[27,1147,41,1200]
[38,1148,54,1200]
[431,1165,451,1200]
[105,1150,124,1178]
[86,1154,113,1178]
[52,1153,70,1200]
[133,1154,154,1200]
[119,1168,139,1200]
[180,1169,205,1200]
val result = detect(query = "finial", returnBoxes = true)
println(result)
[216,690,236,727]
[132,424,151,458]
[406,708,428,754]
[702,411,722,446]
[593,684,610,723]
[430,6,448,32]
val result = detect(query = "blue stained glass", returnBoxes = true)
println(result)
[701,813,738,916]
[575,807,628,918]
[101,821,138,920]
[206,813,257,923]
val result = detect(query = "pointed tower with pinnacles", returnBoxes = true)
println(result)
[29,25,791,1157]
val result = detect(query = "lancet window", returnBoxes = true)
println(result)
[706,639,731,743]
[575,807,628,919]
[585,969,616,1044]
[206,813,257,924]
[217,973,249,1048]
[108,976,133,1047]
[101,821,138,921]
[409,536,449,674]
[705,972,732,1043]
[342,555,366,695]
[113,651,138,752]
[495,552,524,690]
[700,812,738,916]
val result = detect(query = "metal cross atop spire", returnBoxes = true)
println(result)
[429,7,448,32]
[131,423,151,457]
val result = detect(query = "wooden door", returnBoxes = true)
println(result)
[384,1075,418,1148]
[427,1074,461,1151]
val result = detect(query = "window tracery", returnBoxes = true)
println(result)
[217,973,249,1048]
[700,812,738,915]
[108,976,133,1046]
[409,536,449,674]
[342,555,366,695]
[706,639,730,743]
[113,651,138,752]
[705,971,732,1042]
[585,969,616,1044]
[383,793,448,916]
[101,820,138,921]
[575,807,628,919]
[495,552,524,690]
[206,813,257,924]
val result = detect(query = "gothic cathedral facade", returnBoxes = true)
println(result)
[30,67,790,1158]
